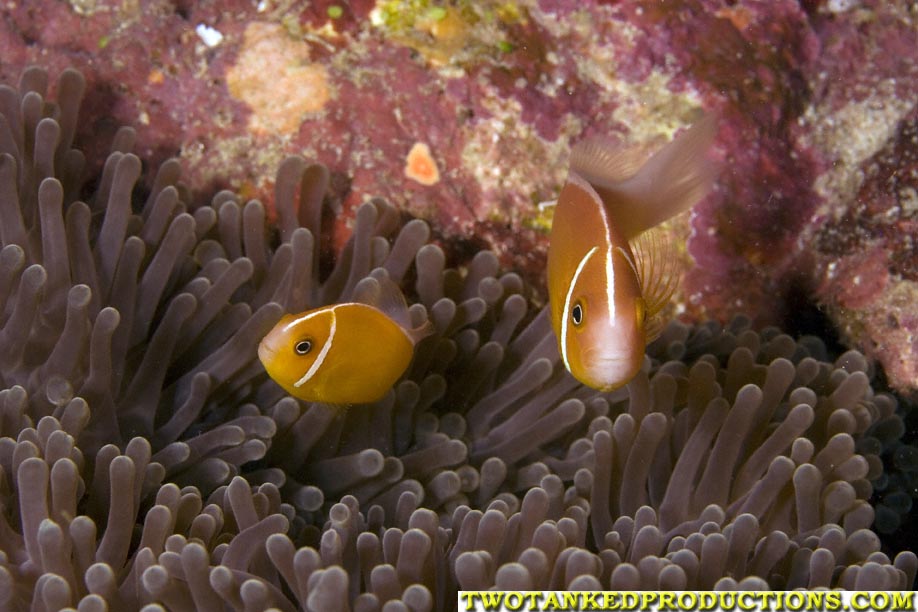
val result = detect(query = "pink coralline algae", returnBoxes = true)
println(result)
[811,109,918,395]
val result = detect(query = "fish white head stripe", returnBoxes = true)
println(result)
[566,173,617,327]
[561,246,598,371]
[283,308,325,332]
[293,308,337,387]
[605,244,616,323]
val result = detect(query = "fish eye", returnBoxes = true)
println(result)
[571,301,584,326]
[294,339,312,355]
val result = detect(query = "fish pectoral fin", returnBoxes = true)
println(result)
[644,313,666,344]
[630,226,680,319]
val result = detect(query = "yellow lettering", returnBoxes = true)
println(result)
[893,592,914,611]
[562,592,579,610]
[785,591,804,611]
[581,592,599,610]
[603,593,619,610]
[824,592,842,612]
[804,592,822,610]
[659,592,676,611]
[622,592,640,610]
[678,593,697,609]
[872,593,890,609]
[480,592,503,610]
[504,592,523,611]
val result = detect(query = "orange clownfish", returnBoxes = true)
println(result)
[547,116,716,391]
[258,275,432,404]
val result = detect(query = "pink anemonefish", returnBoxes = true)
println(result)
[258,274,432,404]
[547,116,717,391]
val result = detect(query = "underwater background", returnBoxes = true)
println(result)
[1,0,918,609]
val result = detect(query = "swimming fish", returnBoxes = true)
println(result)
[547,116,716,391]
[258,274,432,404]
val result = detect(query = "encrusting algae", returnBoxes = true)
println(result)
[404,142,441,186]
[225,22,331,135]
[0,67,916,611]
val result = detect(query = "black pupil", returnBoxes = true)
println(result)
[295,340,312,355]
[572,304,583,325]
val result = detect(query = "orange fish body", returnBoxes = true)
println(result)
[258,276,430,404]
[548,117,716,391]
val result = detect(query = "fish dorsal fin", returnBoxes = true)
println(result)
[353,268,410,326]
[629,227,680,342]
[353,268,433,345]
[577,116,717,241]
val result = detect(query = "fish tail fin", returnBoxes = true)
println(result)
[573,115,718,240]
[405,310,435,345]
[354,268,434,345]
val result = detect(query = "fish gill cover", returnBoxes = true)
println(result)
[0,67,916,611]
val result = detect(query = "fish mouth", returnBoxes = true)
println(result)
[582,356,641,391]
[257,341,276,367]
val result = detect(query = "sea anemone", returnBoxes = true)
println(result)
[0,67,915,611]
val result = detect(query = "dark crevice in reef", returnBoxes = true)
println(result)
[781,279,845,357]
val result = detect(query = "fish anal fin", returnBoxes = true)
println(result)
[631,226,680,320]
